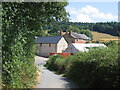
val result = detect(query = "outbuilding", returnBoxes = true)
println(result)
[64,43,107,54]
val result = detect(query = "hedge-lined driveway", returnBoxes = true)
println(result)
[35,56,78,88]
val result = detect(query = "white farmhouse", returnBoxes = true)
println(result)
[64,43,107,54]
[35,36,68,57]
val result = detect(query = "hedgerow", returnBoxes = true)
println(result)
[2,2,68,88]
[46,44,119,88]
[45,54,62,71]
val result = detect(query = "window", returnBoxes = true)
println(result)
[49,44,51,47]
[40,44,42,47]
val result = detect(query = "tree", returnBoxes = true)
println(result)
[67,25,79,32]
[78,29,93,40]
[2,2,68,88]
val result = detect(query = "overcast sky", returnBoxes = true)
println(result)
[66,2,118,23]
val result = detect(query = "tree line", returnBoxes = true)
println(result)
[38,21,119,38]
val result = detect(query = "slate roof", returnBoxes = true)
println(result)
[71,32,91,40]
[35,36,62,44]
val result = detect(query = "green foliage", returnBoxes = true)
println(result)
[103,40,118,47]
[2,2,68,88]
[42,21,119,37]
[54,57,66,73]
[93,22,119,36]
[46,54,62,71]
[78,29,93,40]
[45,44,119,88]
[46,54,66,73]
[67,25,79,32]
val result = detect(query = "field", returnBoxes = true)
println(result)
[91,31,119,42]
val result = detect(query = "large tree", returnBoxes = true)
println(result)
[2,2,68,88]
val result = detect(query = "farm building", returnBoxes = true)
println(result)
[64,43,107,54]
[35,36,68,57]
[60,31,91,44]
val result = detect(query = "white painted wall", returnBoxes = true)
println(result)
[57,37,68,53]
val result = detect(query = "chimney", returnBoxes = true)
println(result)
[69,31,72,37]
[60,30,64,36]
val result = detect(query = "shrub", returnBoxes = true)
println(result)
[103,40,118,47]
[55,57,66,73]
[46,54,62,71]
[65,46,119,88]
[45,44,119,88]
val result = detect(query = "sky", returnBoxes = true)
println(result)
[66,2,119,23]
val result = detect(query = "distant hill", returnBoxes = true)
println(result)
[42,21,119,37]
[91,31,119,42]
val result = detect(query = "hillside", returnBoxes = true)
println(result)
[42,22,119,37]
[91,31,119,42]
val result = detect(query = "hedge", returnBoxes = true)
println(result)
[46,44,120,88]
[2,2,68,88]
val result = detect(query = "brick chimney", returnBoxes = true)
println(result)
[60,30,64,36]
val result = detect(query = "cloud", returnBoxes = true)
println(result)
[80,5,99,14]
[92,13,118,20]
[80,5,117,20]
[76,14,93,23]
[69,14,93,23]
[67,5,118,22]
[66,7,78,15]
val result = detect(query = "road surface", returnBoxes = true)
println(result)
[35,56,78,88]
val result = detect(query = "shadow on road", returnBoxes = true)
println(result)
[60,77,79,88]
[35,56,79,88]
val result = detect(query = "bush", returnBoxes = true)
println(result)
[55,57,66,73]
[103,40,118,47]
[45,44,119,88]
[46,54,62,71]
[66,46,119,88]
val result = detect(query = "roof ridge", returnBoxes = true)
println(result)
[72,32,84,35]
[35,36,63,44]
[36,36,62,38]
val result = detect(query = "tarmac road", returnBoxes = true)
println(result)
[35,56,78,88]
